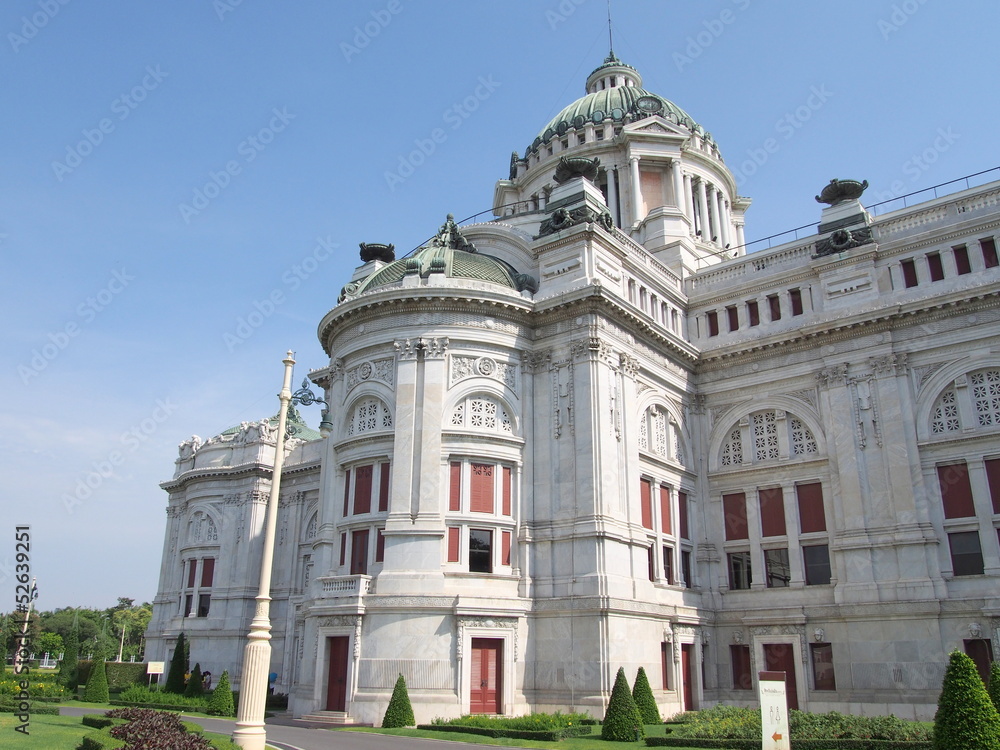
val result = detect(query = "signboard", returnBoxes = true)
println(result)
[758,670,790,750]
[146,661,165,675]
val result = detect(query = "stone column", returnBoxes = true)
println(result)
[683,173,694,232]
[629,156,642,224]
[670,160,684,211]
[607,165,619,227]
[735,222,746,253]
[706,185,719,242]
[717,191,730,247]
[696,179,710,240]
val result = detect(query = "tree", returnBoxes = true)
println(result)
[632,666,660,725]
[989,662,1000,714]
[602,666,644,741]
[185,662,204,697]
[35,631,64,658]
[933,650,1000,750]
[59,614,80,687]
[164,633,188,694]
[84,656,110,703]
[381,674,415,728]
[207,670,235,716]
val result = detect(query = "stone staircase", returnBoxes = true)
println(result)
[295,711,356,725]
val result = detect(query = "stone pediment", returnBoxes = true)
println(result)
[623,115,688,139]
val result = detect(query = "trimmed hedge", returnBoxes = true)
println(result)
[110,699,208,711]
[933,650,1000,750]
[82,714,120,729]
[0,701,60,715]
[646,740,932,749]
[105,662,149,691]
[417,723,591,741]
[604,666,644,741]
[382,674,415,728]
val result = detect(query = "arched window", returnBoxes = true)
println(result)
[450,396,513,435]
[638,406,685,463]
[719,410,818,467]
[304,512,318,541]
[931,386,960,434]
[347,397,392,436]
[972,369,1000,426]
[929,368,1000,435]
[721,426,742,467]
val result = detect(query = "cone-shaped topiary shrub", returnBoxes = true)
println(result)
[185,662,204,697]
[990,662,1000,714]
[933,650,1000,750]
[382,673,415,727]
[632,666,660,725]
[59,621,80,688]
[84,657,110,703]
[164,633,188,694]
[207,670,236,716]
[603,666,644,741]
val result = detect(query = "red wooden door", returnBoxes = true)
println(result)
[681,644,695,710]
[470,638,502,714]
[764,643,798,710]
[325,636,349,711]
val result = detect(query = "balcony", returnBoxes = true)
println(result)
[315,574,371,600]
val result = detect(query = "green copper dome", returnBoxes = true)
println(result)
[339,215,538,302]
[525,53,701,156]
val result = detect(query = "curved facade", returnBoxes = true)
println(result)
[147,53,1000,724]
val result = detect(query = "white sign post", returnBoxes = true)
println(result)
[146,661,165,688]
[758,671,790,750]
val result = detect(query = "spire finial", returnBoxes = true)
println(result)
[607,0,614,57]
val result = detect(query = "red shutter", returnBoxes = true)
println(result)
[375,528,385,562]
[502,467,512,516]
[470,463,494,513]
[678,491,689,540]
[200,558,215,588]
[350,529,369,575]
[723,492,748,540]
[938,463,976,518]
[640,478,653,529]
[985,459,1000,514]
[378,462,390,512]
[186,560,196,588]
[796,482,827,533]
[449,462,462,512]
[353,464,373,515]
[660,485,672,534]
[447,527,460,562]
[342,468,351,518]
[502,531,511,566]
[339,533,346,566]
[759,488,786,537]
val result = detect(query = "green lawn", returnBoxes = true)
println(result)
[345,723,698,748]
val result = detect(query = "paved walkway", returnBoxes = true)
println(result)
[60,706,489,750]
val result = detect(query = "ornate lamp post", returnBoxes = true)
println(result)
[233,351,330,749]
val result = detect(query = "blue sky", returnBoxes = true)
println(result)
[2,0,997,611]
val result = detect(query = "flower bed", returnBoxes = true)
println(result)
[423,711,595,740]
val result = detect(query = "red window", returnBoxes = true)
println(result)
[767,294,781,321]
[353,464,373,515]
[640,478,653,530]
[731,644,752,690]
[502,531,511,566]
[789,288,803,316]
[449,462,462,511]
[339,532,347,566]
[471,464,495,513]
[502,467,512,516]
[954,245,971,275]
[378,463,390,512]
[759,488,786,537]
[901,258,918,287]
[350,530,369,575]
[186,560,196,588]
[375,528,385,563]
[342,469,351,517]
[707,311,719,337]
[660,485,672,534]
[927,252,944,281]
[986,458,1000,514]
[723,492,748,540]
[647,545,655,582]
[678,491,689,540]
[811,643,836,690]
[982,237,999,268]
[796,483,827,533]
[200,558,215,588]
[747,300,760,327]
[937,462,975,519]
[447,527,460,562]
[661,642,671,689]
[726,306,739,332]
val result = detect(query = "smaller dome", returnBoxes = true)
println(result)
[219,405,322,442]
[341,215,537,301]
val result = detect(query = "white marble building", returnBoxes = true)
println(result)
[146,53,1000,724]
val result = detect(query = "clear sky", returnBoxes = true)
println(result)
[2,0,998,611]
